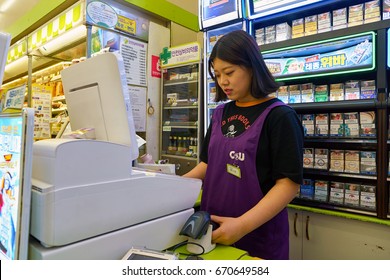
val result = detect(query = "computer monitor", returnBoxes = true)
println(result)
[60,52,139,161]
[0,32,11,86]
[0,108,35,260]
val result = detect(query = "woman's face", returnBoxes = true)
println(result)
[212,58,254,103]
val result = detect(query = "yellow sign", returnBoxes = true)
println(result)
[116,15,136,35]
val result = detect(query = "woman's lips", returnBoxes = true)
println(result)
[224,89,232,95]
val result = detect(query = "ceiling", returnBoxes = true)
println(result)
[0,0,198,33]
[0,0,41,31]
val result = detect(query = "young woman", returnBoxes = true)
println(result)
[184,30,304,260]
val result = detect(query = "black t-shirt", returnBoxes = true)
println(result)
[200,98,304,195]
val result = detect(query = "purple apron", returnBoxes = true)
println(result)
[201,101,289,259]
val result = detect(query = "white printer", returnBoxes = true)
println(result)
[29,139,201,259]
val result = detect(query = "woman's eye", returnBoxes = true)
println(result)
[226,71,233,76]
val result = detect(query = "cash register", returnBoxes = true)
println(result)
[28,53,202,259]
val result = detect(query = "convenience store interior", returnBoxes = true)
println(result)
[1,0,390,261]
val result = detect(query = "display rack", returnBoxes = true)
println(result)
[249,0,389,219]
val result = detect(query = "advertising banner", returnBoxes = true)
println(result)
[264,32,375,80]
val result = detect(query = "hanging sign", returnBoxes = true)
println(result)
[86,0,149,40]
[160,42,201,68]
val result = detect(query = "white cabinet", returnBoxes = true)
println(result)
[288,208,390,260]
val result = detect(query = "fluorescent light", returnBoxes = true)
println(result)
[0,0,14,12]
[37,25,86,56]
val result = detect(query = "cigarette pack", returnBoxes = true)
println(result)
[302,114,315,136]
[255,28,265,46]
[330,113,344,137]
[305,15,318,36]
[344,81,360,100]
[333,8,347,30]
[359,111,376,137]
[348,4,364,27]
[317,12,331,33]
[360,80,376,99]
[288,84,301,103]
[301,83,314,103]
[344,183,360,207]
[364,0,381,23]
[360,151,376,175]
[265,25,276,44]
[314,84,329,102]
[344,112,359,137]
[360,185,376,210]
[344,150,360,173]
[329,149,344,172]
[300,179,314,200]
[383,0,390,20]
[277,85,289,103]
[315,113,329,137]
[276,22,291,42]
[314,180,329,202]
[329,181,345,205]
[303,148,314,168]
[314,148,328,170]
[329,83,345,101]
[292,18,305,38]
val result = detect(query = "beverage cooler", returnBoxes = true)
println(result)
[159,42,203,175]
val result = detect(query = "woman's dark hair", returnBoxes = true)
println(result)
[208,30,279,102]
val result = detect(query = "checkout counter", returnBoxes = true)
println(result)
[28,138,253,260]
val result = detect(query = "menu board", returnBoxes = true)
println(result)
[120,37,147,87]
[263,32,375,80]
[200,0,242,29]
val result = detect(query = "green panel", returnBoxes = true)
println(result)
[5,0,70,39]
[6,0,199,40]
[123,0,199,31]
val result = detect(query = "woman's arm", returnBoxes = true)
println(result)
[211,177,299,244]
[182,161,207,180]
